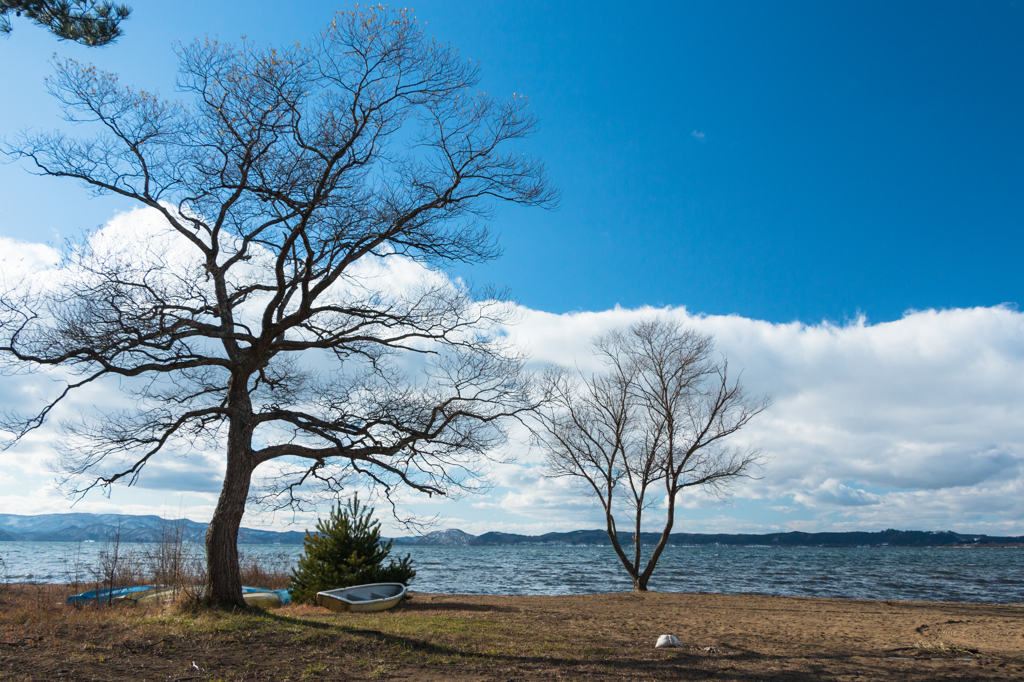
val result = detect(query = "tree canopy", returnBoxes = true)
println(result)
[1,1,131,46]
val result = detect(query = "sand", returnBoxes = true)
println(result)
[407,591,1024,679]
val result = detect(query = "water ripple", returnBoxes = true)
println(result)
[1,542,1021,603]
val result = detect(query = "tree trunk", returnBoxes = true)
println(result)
[637,484,677,591]
[604,508,645,591]
[204,418,254,607]
[632,510,644,591]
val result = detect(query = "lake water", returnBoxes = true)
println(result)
[1,541,1021,604]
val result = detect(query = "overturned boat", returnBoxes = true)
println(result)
[316,582,406,613]
[129,585,291,607]
[66,585,291,607]
[65,585,169,606]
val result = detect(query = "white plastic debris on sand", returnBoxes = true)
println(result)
[655,634,682,648]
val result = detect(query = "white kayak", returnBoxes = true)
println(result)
[115,586,290,607]
[315,582,407,613]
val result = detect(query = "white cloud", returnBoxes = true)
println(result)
[2,212,1024,534]
[501,304,1024,532]
[0,237,60,282]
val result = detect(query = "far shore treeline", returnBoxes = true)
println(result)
[0,513,1020,548]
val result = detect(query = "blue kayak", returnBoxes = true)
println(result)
[65,585,168,605]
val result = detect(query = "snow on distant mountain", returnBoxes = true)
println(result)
[411,529,477,546]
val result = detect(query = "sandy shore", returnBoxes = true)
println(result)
[1,586,1022,680]
[409,591,1024,679]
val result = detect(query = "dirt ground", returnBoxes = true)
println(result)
[1,585,1022,680]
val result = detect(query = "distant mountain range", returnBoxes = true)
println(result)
[0,513,306,545]
[393,528,1024,548]
[1,513,1020,547]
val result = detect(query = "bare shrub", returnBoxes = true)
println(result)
[87,522,149,604]
[92,523,127,604]
[59,542,91,592]
[142,518,198,587]
[0,551,10,600]
[238,551,292,590]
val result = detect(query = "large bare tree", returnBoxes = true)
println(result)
[534,318,768,591]
[0,8,556,606]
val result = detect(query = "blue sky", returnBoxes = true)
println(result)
[0,2,1022,536]
[4,1,1022,323]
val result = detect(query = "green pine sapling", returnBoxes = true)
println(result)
[290,496,415,604]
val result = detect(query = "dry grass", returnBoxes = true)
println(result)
[1,586,1022,681]
[237,551,293,590]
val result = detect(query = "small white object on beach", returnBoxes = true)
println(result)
[655,634,682,648]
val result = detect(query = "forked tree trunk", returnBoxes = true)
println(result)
[633,512,645,591]
[636,488,677,591]
[204,419,254,607]
[604,510,648,591]
[606,489,679,593]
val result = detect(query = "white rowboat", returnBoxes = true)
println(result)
[315,582,407,613]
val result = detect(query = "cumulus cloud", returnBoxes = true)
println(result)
[2,212,1023,534]
[794,479,882,507]
[0,237,60,281]
[500,304,1024,532]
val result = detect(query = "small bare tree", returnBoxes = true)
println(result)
[534,318,769,592]
[0,8,555,606]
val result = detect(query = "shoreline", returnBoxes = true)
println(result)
[412,587,1024,607]
[32,580,1023,607]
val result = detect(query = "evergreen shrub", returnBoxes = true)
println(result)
[289,495,415,604]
